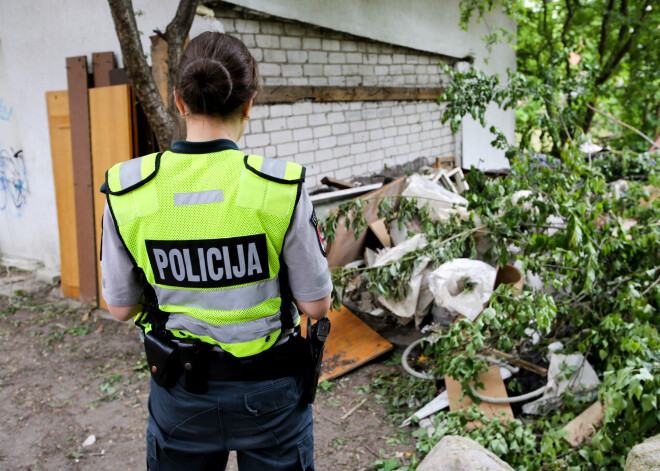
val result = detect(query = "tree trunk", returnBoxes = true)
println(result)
[107,0,197,151]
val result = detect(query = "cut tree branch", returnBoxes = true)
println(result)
[108,0,176,150]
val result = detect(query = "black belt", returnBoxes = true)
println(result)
[200,332,310,381]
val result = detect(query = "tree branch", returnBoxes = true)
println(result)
[586,104,660,149]
[165,0,199,109]
[107,0,176,150]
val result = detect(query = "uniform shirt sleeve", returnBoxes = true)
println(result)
[100,202,142,306]
[282,185,333,302]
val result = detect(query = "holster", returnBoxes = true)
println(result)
[143,331,181,389]
[302,316,331,404]
[178,340,208,394]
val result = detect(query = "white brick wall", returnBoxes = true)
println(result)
[218,7,455,189]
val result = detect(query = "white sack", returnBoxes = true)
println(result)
[403,174,468,221]
[428,259,497,321]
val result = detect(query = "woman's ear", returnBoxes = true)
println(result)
[173,89,187,117]
[243,96,255,120]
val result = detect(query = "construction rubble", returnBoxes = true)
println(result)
[311,155,620,449]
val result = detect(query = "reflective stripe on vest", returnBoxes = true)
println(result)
[166,310,282,344]
[154,276,280,311]
[106,150,303,357]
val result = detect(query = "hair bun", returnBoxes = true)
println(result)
[175,32,261,117]
[180,58,234,113]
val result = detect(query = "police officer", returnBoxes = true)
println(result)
[100,32,332,470]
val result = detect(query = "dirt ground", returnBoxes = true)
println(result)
[0,270,415,471]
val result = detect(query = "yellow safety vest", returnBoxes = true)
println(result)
[104,147,305,357]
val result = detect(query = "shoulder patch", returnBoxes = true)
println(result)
[310,209,326,257]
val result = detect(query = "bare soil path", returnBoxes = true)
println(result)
[0,270,414,471]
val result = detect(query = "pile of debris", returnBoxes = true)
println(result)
[312,155,633,460]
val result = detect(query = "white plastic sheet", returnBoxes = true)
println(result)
[402,174,468,221]
[374,234,430,323]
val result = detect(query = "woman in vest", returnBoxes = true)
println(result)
[100,32,332,471]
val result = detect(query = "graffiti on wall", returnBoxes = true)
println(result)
[0,147,29,211]
[0,98,12,122]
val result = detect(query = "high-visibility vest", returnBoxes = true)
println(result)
[104,148,305,358]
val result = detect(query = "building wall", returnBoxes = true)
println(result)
[0,0,507,272]
[216,7,454,187]
[225,0,516,171]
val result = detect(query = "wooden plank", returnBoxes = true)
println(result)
[368,218,392,248]
[301,305,393,382]
[321,176,357,190]
[46,91,80,299]
[66,55,97,305]
[563,401,605,446]
[109,68,158,156]
[89,85,135,310]
[261,86,445,104]
[92,52,116,88]
[326,177,407,268]
[150,35,169,106]
[445,365,515,429]
[433,157,456,170]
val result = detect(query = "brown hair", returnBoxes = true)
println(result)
[175,32,261,117]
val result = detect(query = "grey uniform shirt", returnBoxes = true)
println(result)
[100,184,332,306]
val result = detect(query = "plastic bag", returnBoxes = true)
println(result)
[428,258,497,321]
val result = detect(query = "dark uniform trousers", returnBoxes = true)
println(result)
[147,375,314,470]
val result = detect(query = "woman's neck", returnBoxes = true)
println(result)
[184,114,243,143]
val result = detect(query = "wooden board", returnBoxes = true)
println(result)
[150,35,169,106]
[89,85,136,310]
[261,86,445,103]
[563,401,605,447]
[445,365,515,429]
[92,52,116,88]
[326,176,407,268]
[301,305,393,382]
[66,55,97,305]
[46,91,80,299]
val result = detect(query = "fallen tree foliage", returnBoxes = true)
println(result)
[324,148,659,470]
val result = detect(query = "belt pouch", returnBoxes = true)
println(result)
[178,342,208,394]
[144,331,181,388]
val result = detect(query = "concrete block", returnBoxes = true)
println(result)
[246,133,270,148]
[378,55,393,65]
[276,142,298,156]
[313,125,332,139]
[308,51,328,63]
[293,127,313,140]
[328,52,346,64]
[264,118,287,132]
[286,50,308,64]
[271,130,293,145]
[309,77,329,86]
[255,34,280,49]
[282,64,303,77]
[270,104,293,118]
[322,39,341,51]
[235,19,260,33]
[287,115,308,129]
[259,63,282,77]
[303,37,322,49]
[299,139,319,152]
[264,50,287,63]
[308,114,328,126]
[260,22,283,35]
[323,65,342,76]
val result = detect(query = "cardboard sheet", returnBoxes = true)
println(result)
[445,365,514,429]
[563,401,604,446]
